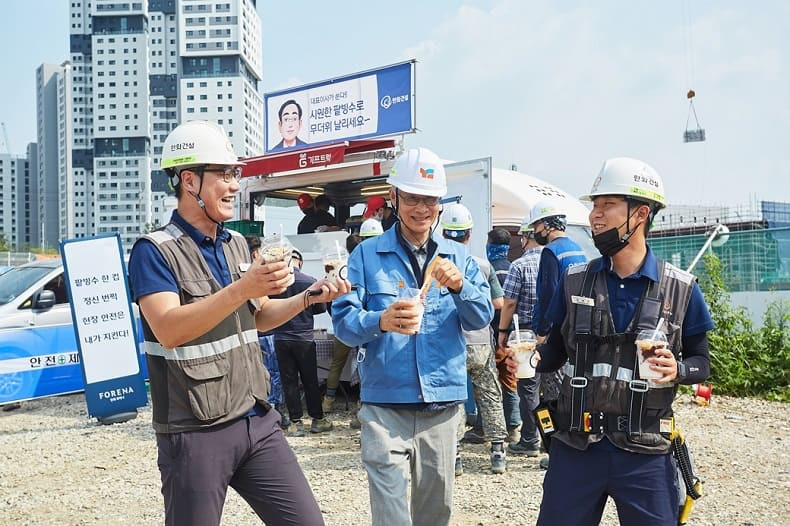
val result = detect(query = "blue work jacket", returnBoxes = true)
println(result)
[331,227,494,404]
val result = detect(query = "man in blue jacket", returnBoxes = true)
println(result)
[332,147,493,526]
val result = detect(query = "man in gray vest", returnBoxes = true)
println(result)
[525,157,713,525]
[128,120,350,526]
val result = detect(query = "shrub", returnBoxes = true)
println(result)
[699,252,789,401]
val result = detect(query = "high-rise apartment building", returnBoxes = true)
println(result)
[49,0,263,251]
[0,154,33,248]
[35,63,69,249]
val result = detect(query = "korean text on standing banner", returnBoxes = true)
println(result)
[60,234,147,418]
[264,61,415,154]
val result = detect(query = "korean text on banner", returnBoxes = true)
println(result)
[60,234,147,417]
[264,61,414,154]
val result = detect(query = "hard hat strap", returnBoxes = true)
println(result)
[189,166,224,229]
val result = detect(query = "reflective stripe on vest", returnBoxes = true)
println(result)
[562,362,674,389]
[144,329,259,361]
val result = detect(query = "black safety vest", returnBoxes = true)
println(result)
[553,257,694,454]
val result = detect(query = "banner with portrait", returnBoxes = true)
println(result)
[264,61,415,154]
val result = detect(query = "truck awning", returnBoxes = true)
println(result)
[240,139,396,178]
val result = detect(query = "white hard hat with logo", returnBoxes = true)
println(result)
[359,218,384,238]
[519,214,534,233]
[386,147,447,197]
[440,202,474,233]
[161,120,244,185]
[528,200,566,227]
[580,157,666,210]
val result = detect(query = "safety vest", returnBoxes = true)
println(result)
[542,236,587,275]
[463,256,495,346]
[139,223,270,434]
[553,257,694,454]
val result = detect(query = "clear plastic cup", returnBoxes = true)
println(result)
[635,329,667,380]
[322,246,349,287]
[260,233,295,287]
[507,330,538,378]
[399,287,424,333]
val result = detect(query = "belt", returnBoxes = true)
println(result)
[554,411,674,436]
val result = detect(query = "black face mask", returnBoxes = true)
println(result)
[592,210,642,257]
[534,230,550,246]
[592,227,629,256]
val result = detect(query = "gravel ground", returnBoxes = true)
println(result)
[1,393,788,525]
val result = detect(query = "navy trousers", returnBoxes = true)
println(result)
[538,437,678,526]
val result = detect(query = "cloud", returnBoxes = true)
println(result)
[401,0,788,205]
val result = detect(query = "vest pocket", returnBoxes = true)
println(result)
[180,279,214,303]
[181,355,232,421]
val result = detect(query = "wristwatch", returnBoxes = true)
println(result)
[676,361,688,383]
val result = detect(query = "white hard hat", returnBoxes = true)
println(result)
[580,157,666,210]
[161,120,243,180]
[528,200,566,227]
[519,214,534,233]
[359,218,384,238]
[440,202,474,232]
[386,147,447,197]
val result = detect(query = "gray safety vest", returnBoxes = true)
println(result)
[463,256,495,346]
[553,257,694,454]
[139,222,270,434]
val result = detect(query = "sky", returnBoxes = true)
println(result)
[1,0,787,207]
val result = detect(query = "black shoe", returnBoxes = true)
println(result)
[508,441,540,457]
[462,427,485,444]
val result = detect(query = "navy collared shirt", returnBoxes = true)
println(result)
[129,210,235,300]
[545,246,713,337]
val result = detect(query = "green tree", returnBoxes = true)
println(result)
[0,233,9,251]
[699,252,789,401]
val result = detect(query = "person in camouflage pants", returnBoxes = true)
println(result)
[441,203,509,475]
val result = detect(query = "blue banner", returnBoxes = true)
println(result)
[264,61,415,154]
[0,323,147,405]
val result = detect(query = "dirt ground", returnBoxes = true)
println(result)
[1,393,788,525]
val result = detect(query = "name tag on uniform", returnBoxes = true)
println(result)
[239,263,251,272]
[571,295,594,307]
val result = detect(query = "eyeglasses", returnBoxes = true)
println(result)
[522,232,535,241]
[397,191,440,207]
[281,116,300,124]
[201,166,242,183]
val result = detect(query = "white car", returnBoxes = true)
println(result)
[0,259,71,329]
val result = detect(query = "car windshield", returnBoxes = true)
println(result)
[0,266,53,305]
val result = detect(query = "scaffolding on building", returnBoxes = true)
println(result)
[648,200,790,292]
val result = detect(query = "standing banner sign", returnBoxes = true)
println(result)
[264,60,415,154]
[60,234,147,418]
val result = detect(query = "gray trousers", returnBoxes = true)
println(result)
[359,403,461,526]
[156,407,323,526]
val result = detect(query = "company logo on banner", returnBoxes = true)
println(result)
[60,234,147,418]
[264,61,415,154]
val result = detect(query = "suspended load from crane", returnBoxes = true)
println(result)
[683,89,706,143]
